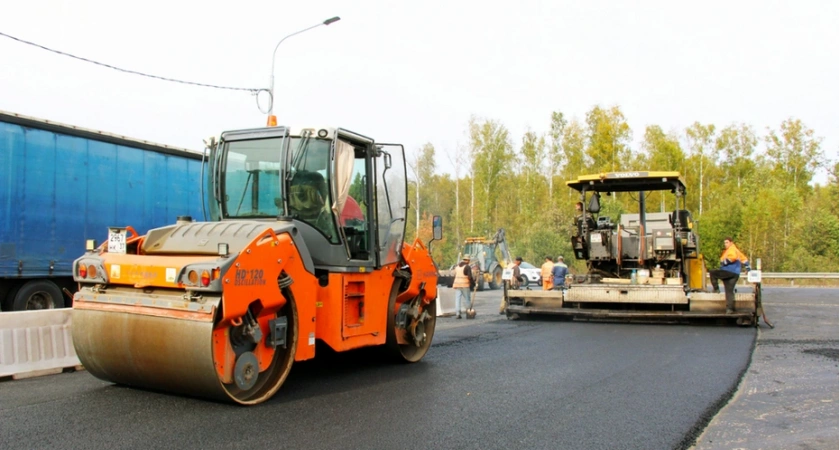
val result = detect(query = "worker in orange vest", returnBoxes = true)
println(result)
[452,255,474,319]
[540,256,554,290]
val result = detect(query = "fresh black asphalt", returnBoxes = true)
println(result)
[0,290,757,450]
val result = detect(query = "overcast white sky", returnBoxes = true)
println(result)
[1,0,837,182]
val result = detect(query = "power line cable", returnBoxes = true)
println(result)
[0,30,266,94]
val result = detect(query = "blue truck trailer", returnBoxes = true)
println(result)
[0,110,204,311]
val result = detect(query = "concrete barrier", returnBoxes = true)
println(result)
[436,288,456,317]
[0,289,469,379]
[0,309,81,379]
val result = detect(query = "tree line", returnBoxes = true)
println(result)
[407,105,838,273]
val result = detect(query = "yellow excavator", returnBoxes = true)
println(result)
[71,125,441,405]
[438,228,512,290]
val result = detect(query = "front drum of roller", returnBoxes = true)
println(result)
[72,308,228,401]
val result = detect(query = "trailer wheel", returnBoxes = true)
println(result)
[12,280,64,311]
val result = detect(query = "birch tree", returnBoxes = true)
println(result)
[685,122,716,215]
[715,124,756,190]
[766,118,824,192]
[547,111,567,202]
[407,143,436,238]
[584,105,632,173]
[469,117,514,232]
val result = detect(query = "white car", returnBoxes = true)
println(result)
[517,262,542,287]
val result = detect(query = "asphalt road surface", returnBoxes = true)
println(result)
[1,289,761,450]
[693,287,839,450]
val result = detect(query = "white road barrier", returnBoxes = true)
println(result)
[0,290,458,380]
[0,309,81,379]
[436,288,456,317]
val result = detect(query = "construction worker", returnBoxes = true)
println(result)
[452,255,474,319]
[499,257,523,314]
[574,201,595,237]
[708,237,751,314]
[510,256,523,290]
[288,170,335,238]
[540,256,554,290]
[552,256,568,290]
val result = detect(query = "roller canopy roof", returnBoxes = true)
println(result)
[566,171,686,193]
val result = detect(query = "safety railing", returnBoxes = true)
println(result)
[751,272,839,287]
[706,272,838,287]
[760,272,839,279]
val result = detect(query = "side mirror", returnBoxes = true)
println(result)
[428,215,443,250]
[432,215,443,241]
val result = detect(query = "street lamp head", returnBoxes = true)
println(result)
[266,15,341,125]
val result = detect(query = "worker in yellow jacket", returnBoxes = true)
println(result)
[708,237,751,313]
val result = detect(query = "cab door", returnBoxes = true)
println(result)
[372,144,407,268]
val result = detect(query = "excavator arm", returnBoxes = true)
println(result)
[494,228,512,267]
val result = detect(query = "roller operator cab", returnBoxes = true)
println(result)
[504,171,763,325]
[71,126,441,405]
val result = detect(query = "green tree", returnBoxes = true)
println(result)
[584,105,632,173]
[714,124,757,192]
[408,143,436,238]
[765,118,824,192]
[519,129,547,223]
[825,161,839,218]
[685,122,716,215]
[468,117,515,232]
[640,125,686,211]
[547,111,567,202]
[415,108,837,274]
[561,119,588,201]
[642,125,685,171]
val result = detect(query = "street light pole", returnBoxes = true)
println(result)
[267,16,341,126]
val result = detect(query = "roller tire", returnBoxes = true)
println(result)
[385,282,437,363]
[221,294,298,405]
